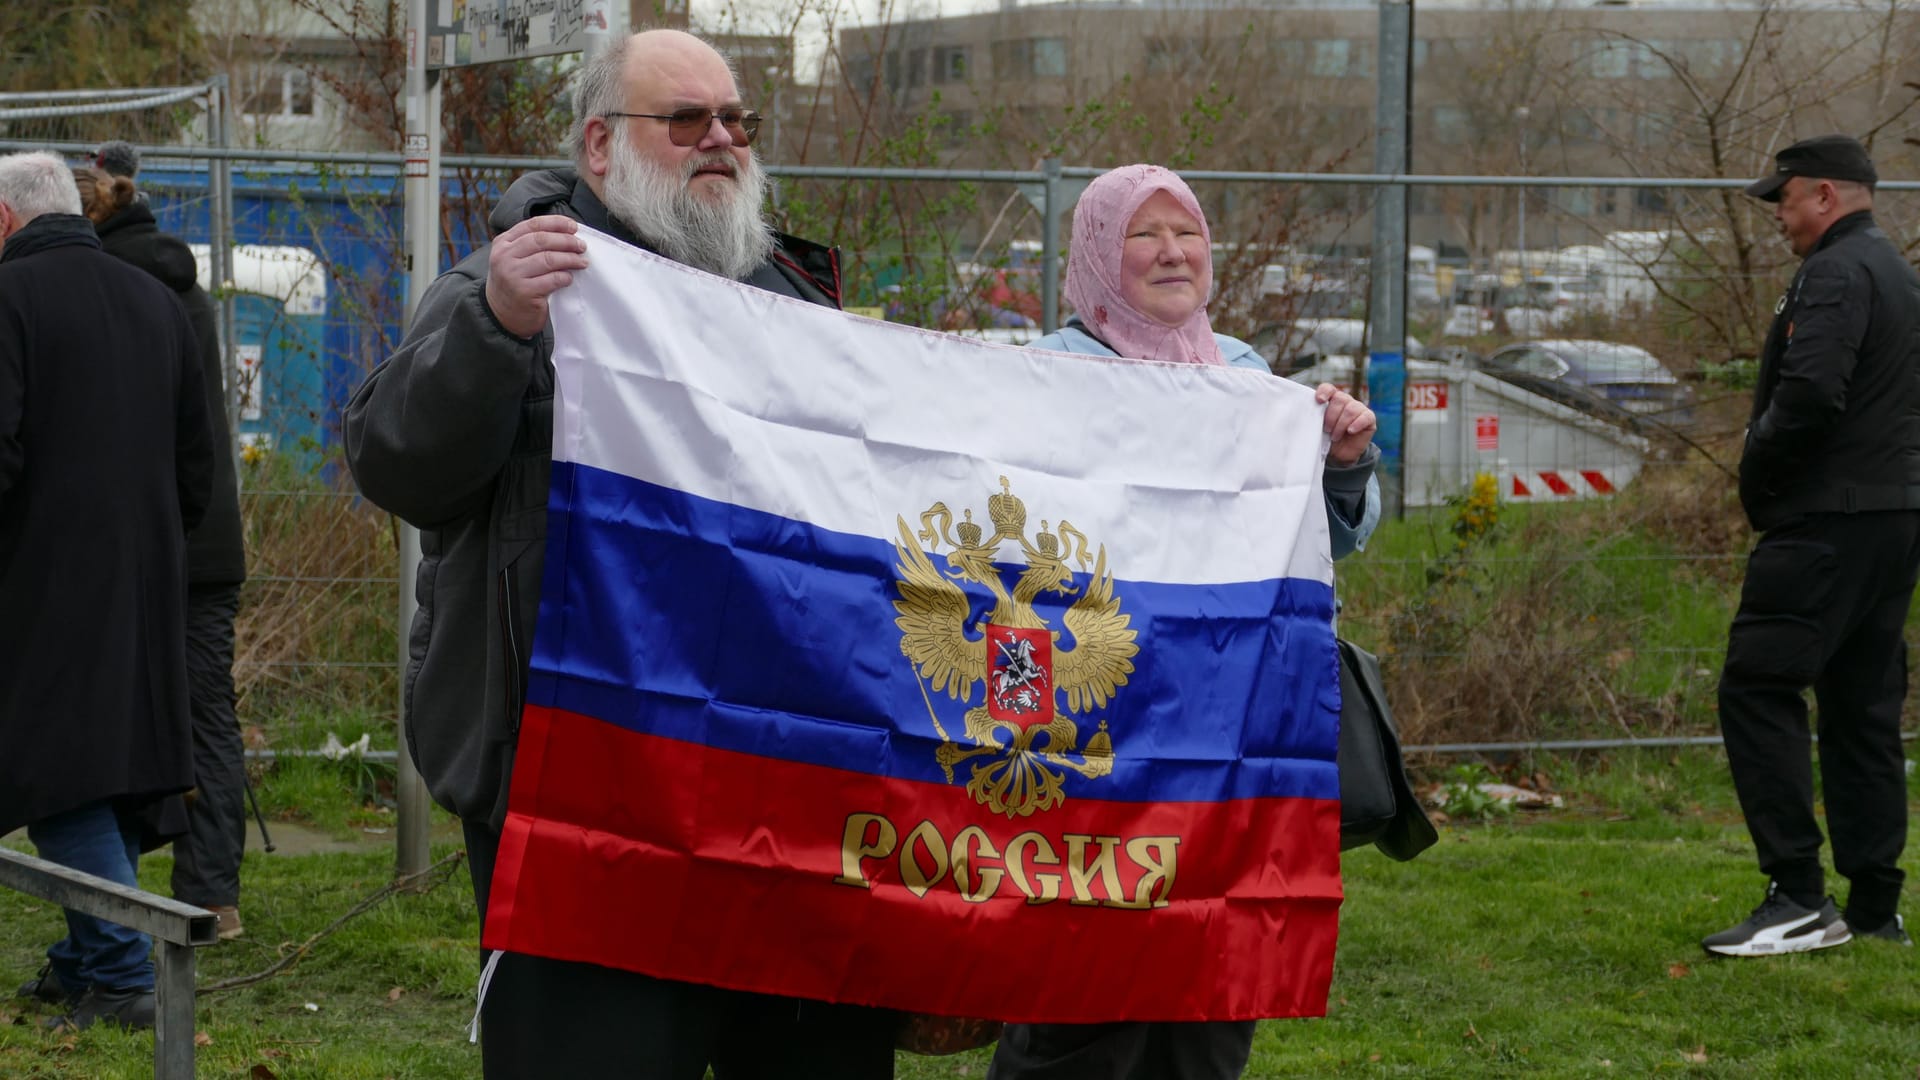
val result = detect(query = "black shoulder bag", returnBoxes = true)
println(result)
[1336,637,1439,860]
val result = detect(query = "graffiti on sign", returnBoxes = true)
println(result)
[425,0,604,69]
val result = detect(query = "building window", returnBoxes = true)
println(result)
[243,67,313,117]
[1311,39,1351,77]
[1634,112,1672,147]
[1634,187,1670,214]
[1599,188,1618,217]
[1682,39,1739,73]
[907,47,928,89]
[1633,41,1670,79]
[1587,41,1631,79]
[932,45,968,84]
[1432,105,1469,145]
[1031,37,1067,78]
[845,55,876,90]
[993,39,1065,80]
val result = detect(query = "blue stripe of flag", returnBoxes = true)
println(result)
[527,461,1341,804]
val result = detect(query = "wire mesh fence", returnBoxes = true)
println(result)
[5,119,1911,753]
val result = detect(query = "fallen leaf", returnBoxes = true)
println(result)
[1464,1022,1480,1042]
[250,1066,280,1080]
[387,986,405,1002]
[1667,963,1692,979]
[1368,1053,1382,1063]
[1476,955,1494,971]
[1681,1046,1708,1063]
[195,1031,214,1046]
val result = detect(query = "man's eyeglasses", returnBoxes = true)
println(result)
[603,108,762,147]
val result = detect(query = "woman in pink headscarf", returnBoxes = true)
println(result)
[995,166,1380,1080]
[1029,163,1380,558]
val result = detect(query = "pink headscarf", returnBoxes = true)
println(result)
[1063,164,1224,366]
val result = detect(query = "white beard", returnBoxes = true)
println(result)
[600,125,776,280]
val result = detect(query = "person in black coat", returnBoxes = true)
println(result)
[0,151,215,1030]
[75,166,251,942]
[1704,135,1920,957]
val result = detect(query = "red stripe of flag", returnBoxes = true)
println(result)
[483,705,1342,1023]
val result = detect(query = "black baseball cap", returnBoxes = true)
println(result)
[1747,135,1878,202]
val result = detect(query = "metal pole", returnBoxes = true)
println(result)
[1515,106,1530,282]
[207,76,238,442]
[395,0,440,883]
[153,941,196,1079]
[1041,156,1061,333]
[1368,0,1412,517]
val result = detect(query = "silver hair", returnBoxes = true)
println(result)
[0,152,83,224]
[598,118,774,280]
[562,31,743,166]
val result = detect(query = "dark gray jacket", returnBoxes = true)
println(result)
[1741,210,1920,531]
[343,169,840,828]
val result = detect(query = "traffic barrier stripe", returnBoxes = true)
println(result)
[1508,470,1620,500]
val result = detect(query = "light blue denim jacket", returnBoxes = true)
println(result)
[1029,322,1382,559]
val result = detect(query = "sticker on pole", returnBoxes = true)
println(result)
[404,134,429,178]
[1475,414,1499,450]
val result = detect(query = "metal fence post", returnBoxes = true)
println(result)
[1368,0,1413,518]
[207,75,238,443]
[153,939,197,1079]
[1041,156,1061,334]
[0,848,217,1080]
[393,0,442,883]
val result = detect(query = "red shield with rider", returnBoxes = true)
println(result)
[985,625,1053,727]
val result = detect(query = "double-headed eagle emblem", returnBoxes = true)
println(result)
[892,477,1139,817]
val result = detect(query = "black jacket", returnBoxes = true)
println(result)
[1740,211,1920,532]
[344,169,840,829]
[0,214,214,834]
[96,202,247,586]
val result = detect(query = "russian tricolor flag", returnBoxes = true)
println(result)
[481,228,1343,1023]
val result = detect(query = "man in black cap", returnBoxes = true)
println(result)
[1704,134,1920,957]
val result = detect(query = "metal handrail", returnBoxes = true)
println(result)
[0,847,216,1079]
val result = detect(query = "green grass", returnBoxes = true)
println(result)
[4,749,1915,1077]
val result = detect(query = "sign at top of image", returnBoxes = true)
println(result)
[425,0,610,69]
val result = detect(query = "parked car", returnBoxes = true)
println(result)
[1482,339,1692,424]
[1246,318,1427,376]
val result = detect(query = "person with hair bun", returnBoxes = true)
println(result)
[74,165,251,945]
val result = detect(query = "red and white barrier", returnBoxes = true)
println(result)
[1508,469,1622,500]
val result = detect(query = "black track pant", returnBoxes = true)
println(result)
[463,820,898,1079]
[171,583,247,908]
[1718,510,1920,929]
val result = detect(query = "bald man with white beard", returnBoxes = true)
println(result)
[345,30,896,1078]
